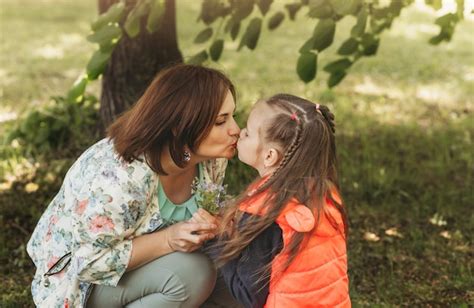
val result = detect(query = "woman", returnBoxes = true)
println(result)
[26,64,241,307]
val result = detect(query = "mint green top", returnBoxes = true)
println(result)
[158,163,204,224]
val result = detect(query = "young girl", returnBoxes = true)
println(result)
[203,93,350,307]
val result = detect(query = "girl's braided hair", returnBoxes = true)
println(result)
[258,94,337,192]
[214,93,347,283]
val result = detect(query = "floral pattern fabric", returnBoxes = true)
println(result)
[26,138,227,308]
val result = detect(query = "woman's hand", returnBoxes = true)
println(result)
[189,208,221,236]
[189,208,219,226]
[164,220,217,252]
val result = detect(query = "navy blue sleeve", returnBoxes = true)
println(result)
[205,213,283,308]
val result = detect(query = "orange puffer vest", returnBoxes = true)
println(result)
[239,189,350,308]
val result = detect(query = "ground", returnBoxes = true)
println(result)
[0,0,472,306]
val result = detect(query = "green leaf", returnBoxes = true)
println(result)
[351,6,367,37]
[323,58,352,73]
[146,0,165,33]
[194,28,214,44]
[388,1,403,17]
[87,50,112,80]
[297,52,317,83]
[337,37,358,55]
[200,0,231,24]
[285,3,302,20]
[238,18,262,50]
[348,0,363,15]
[87,24,122,45]
[299,36,316,53]
[231,0,254,22]
[361,33,379,56]
[224,18,233,32]
[95,25,122,53]
[268,12,285,30]
[372,7,391,20]
[209,39,224,61]
[225,18,241,40]
[230,21,241,40]
[312,18,336,52]
[429,32,446,45]
[435,13,458,27]
[124,0,149,38]
[91,2,125,31]
[428,13,459,44]
[67,75,88,103]
[330,0,354,15]
[308,1,333,19]
[98,37,120,53]
[425,0,442,10]
[187,50,209,65]
[369,17,393,35]
[327,71,346,87]
[308,0,326,11]
[257,0,273,16]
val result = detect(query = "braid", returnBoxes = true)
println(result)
[260,110,305,191]
[256,97,336,194]
[276,119,303,174]
[317,105,336,133]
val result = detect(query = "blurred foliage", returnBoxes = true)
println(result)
[0,95,99,306]
[68,0,471,101]
[4,95,101,159]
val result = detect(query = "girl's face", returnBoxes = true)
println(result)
[237,102,268,171]
[195,90,240,159]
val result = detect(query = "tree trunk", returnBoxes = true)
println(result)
[98,0,183,128]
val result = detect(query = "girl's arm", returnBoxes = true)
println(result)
[203,213,283,308]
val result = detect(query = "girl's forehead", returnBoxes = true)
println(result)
[248,102,274,128]
[250,101,267,115]
[248,103,265,121]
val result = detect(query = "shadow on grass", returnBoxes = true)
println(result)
[0,112,472,307]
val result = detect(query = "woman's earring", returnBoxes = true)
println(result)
[183,151,191,162]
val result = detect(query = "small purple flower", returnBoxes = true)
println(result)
[191,178,227,215]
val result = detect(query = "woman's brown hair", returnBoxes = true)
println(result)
[215,93,348,280]
[108,64,235,174]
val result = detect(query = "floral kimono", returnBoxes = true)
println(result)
[26,138,227,308]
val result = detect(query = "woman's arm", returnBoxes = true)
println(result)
[71,167,217,286]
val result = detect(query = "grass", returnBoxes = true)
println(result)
[1,0,473,306]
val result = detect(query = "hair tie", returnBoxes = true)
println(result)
[290,112,299,123]
[315,104,322,115]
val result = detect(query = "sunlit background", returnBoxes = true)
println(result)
[0,0,473,306]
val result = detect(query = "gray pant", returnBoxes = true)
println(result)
[86,251,241,308]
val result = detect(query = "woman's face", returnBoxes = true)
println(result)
[195,90,240,159]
